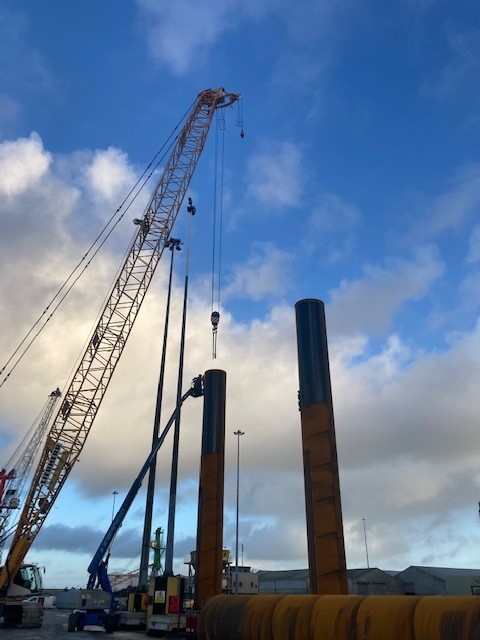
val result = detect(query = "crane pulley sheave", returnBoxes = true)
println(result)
[0,87,241,591]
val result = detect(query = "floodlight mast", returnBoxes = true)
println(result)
[0,87,241,592]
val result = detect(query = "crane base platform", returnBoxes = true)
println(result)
[119,610,146,627]
[147,612,185,633]
[2,601,44,628]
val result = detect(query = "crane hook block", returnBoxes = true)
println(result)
[211,311,220,330]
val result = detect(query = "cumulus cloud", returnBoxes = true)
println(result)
[327,245,445,335]
[3,132,480,584]
[415,164,480,237]
[84,147,137,203]
[136,0,268,76]
[246,141,305,209]
[0,132,51,197]
[223,242,294,301]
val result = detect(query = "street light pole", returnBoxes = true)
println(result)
[234,429,244,594]
[111,491,118,522]
[362,518,370,569]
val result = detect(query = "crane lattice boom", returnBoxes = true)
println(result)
[0,388,61,561]
[0,87,241,590]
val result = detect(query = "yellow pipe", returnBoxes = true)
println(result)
[198,594,480,640]
[355,596,422,640]
[311,595,365,640]
[414,596,480,639]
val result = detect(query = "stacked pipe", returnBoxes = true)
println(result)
[194,300,480,639]
[198,594,480,639]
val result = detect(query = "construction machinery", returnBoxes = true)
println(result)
[66,375,204,633]
[0,389,61,606]
[0,87,241,596]
[0,389,61,561]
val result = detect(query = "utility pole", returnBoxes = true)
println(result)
[234,429,244,594]
[363,518,370,569]
[111,491,118,523]
[138,237,181,591]
[164,200,196,576]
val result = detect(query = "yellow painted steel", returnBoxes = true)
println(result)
[356,596,422,640]
[270,595,319,639]
[198,594,480,640]
[414,596,480,639]
[200,594,249,640]
[195,452,224,610]
[301,403,348,594]
[242,595,284,639]
[311,595,365,640]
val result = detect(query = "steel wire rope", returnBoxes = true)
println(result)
[0,101,194,390]
[0,521,18,547]
[217,116,226,310]
[210,114,219,314]
[55,136,181,397]
[3,395,52,469]
[210,111,226,358]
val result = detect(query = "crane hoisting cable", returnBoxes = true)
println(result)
[0,87,241,593]
[0,104,195,391]
[210,110,228,359]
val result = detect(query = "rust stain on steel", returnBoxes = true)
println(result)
[199,594,480,640]
[301,403,347,594]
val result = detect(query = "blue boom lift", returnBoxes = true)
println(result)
[67,375,204,633]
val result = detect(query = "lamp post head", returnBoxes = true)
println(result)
[234,430,245,437]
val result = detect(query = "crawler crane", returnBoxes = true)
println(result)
[0,87,241,594]
[0,389,61,601]
[0,389,61,559]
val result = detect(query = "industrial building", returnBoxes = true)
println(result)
[229,567,259,595]
[258,566,480,597]
[396,566,480,596]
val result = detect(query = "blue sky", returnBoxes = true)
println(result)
[1,0,480,588]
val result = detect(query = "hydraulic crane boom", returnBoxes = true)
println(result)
[87,376,203,592]
[0,87,241,591]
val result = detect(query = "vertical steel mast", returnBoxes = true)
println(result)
[0,88,241,590]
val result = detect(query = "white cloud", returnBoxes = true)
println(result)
[136,0,268,76]
[327,245,445,335]
[0,132,51,197]
[416,164,480,237]
[247,141,304,209]
[84,147,137,203]
[3,133,480,584]
[308,192,361,263]
[223,242,294,301]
